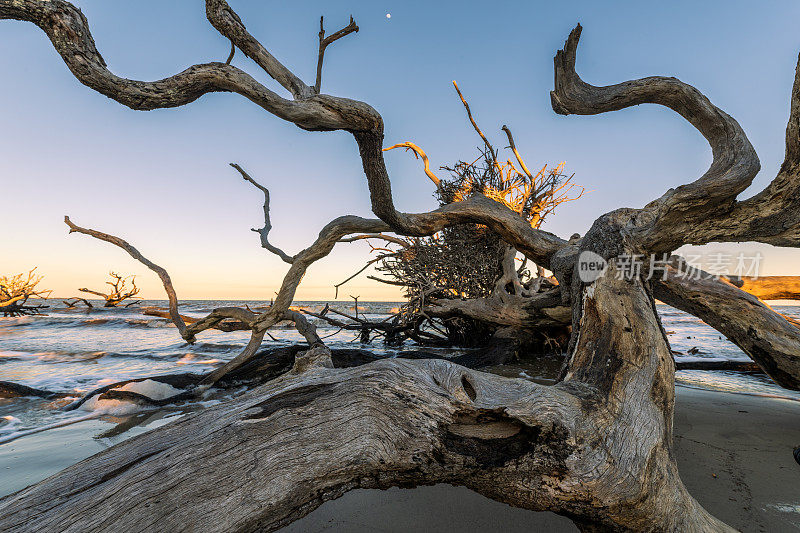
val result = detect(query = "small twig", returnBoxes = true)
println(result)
[334,256,382,299]
[383,142,442,189]
[320,327,344,340]
[453,80,496,166]
[225,40,235,65]
[501,125,534,181]
[327,307,363,324]
[338,233,409,247]
[366,275,406,286]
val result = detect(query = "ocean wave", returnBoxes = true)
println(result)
[193,342,245,353]
[0,315,175,330]
[176,354,223,365]
[0,350,109,363]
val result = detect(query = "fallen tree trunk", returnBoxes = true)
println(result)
[0,349,726,532]
[0,344,515,403]
[425,289,570,329]
[424,271,800,383]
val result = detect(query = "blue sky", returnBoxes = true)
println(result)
[2,1,800,300]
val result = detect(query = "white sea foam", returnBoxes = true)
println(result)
[0,413,100,445]
[177,353,221,365]
[76,379,184,415]
[78,396,142,416]
[0,415,21,434]
[116,379,183,400]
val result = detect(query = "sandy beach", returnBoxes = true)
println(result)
[280,386,800,532]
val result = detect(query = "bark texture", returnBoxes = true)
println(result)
[0,349,727,532]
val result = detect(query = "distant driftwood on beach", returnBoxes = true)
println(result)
[727,275,800,301]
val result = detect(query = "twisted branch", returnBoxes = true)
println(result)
[551,24,760,251]
[230,163,294,263]
[64,216,189,339]
[383,142,442,188]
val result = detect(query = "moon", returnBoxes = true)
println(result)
[386,13,391,19]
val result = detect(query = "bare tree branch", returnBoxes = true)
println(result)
[205,0,311,98]
[337,233,409,247]
[314,15,359,94]
[224,40,235,65]
[501,125,534,181]
[785,52,800,166]
[0,1,377,132]
[0,0,566,268]
[333,253,397,298]
[383,142,442,188]
[684,54,800,248]
[64,216,189,339]
[654,257,800,390]
[453,80,496,163]
[551,23,760,251]
[230,163,294,263]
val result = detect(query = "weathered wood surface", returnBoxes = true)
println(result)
[0,344,727,532]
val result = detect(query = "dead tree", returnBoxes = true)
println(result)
[352,85,581,354]
[0,268,51,317]
[3,3,800,530]
[77,271,141,307]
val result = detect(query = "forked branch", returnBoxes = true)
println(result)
[315,15,359,93]
[205,0,311,98]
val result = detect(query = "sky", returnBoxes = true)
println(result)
[2,1,800,301]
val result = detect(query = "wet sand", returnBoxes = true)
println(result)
[281,386,800,532]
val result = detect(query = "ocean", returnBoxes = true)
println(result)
[1,299,799,496]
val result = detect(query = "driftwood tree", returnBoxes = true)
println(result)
[329,85,581,355]
[74,271,141,307]
[2,2,800,531]
[0,268,50,316]
[364,94,581,354]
